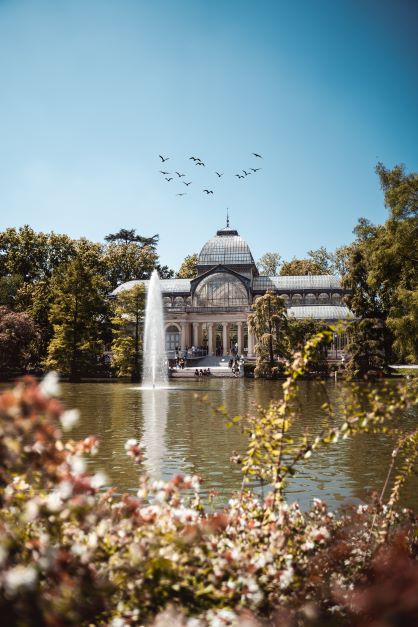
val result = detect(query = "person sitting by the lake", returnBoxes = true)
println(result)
[228,358,233,369]
[199,369,204,377]
[194,369,199,377]
[207,368,211,376]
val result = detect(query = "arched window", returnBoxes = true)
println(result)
[194,273,248,308]
[331,293,341,305]
[163,297,172,308]
[280,294,290,305]
[165,325,181,351]
[318,292,329,304]
[305,293,316,305]
[292,293,302,305]
[173,296,184,307]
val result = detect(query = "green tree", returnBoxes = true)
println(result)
[280,258,324,276]
[111,284,146,382]
[46,241,109,382]
[104,228,159,249]
[248,291,289,378]
[103,243,158,289]
[0,306,39,374]
[176,253,198,278]
[257,252,282,276]
[307,246,335,274]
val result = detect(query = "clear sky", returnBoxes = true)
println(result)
[0,0,417,271]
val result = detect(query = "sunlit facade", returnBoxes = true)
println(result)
[112,223,353,357]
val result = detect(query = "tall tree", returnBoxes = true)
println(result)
[45,241,109,382]
[0,307,39,375]
[280,258,324,276]
[248,291,289,378]
[103,243,158,289]
[307,246,335,274]
[176,254,198,278]
[104,228,159,249]
[111,284,146,383]
[257,252,282,276]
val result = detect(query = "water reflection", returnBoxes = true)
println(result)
[140,389,168,480]
[53,379,418,511]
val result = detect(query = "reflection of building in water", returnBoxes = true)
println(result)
[112,220,353,358]
[140,389,168,480]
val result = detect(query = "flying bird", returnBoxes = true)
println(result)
[176,193,186,196]
[159,155,169,162]
[250,168,261,172]
[203,189,213,194]
[183,181,192,186]
[175,172,185,177]
[196,161,205,166]
[215,172,223,177]
[159,170,170,175]
[165,177,173,182]
[252,152,263,158]
[189,156,200,161]
[235,174,244,179]
[242,170,251,176]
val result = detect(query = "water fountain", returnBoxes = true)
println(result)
[142,269,168,389]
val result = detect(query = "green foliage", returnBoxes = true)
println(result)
[248,291,289,378]
[256,252,282,276]
[111,283,146,382]
[176,253,198,278]
[0,306,39,373]
[307,245,336,274]
[104,228,159,249]
[103,242,158,289]
[343,163,417,366]
[45,240,109,381]
[280,257,325,276]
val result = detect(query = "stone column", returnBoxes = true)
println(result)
[181,322,187,349]
[237,321,243,355]
[192,322,200,347]
[207,323,214,356]
[248,330,255,357]
[222,322,229,356]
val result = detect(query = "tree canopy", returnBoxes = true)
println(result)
[257,252,282,276]
[176,254,198,279]
[248,291,289,378]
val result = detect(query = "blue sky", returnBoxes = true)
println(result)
[0,0,416,271]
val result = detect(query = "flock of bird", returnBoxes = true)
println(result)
[157,153,263,197]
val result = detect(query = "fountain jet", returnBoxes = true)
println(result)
[142,270,168,388]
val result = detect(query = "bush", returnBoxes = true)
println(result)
[0,336,417,626]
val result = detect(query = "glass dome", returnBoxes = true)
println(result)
[198,226,255,267]
[194,272,249,308]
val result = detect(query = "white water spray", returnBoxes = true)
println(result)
[142,270,168,388]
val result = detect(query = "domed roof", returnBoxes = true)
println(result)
[197,224,255,268]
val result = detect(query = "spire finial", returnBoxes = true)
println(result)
[226,208,229,228]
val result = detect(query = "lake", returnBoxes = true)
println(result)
[56,378,418,512]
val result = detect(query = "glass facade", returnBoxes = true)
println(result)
[198,232,254,267]
[194,273,249,308]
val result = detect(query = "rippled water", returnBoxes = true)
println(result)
[56,378,418,512]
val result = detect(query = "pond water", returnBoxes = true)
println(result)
[57,378,418,513]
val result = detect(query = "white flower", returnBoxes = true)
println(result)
[91,472,108,489]
[124,438,138,451]
[110,618,127,627]
[279,564,294,589]
[39,372,60,398]
[57,480,73,499]
[46,491,63,512]
[24,499,39,522]
[60,409,80,431]
[69,456,86,475]
[4,566,37,595]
